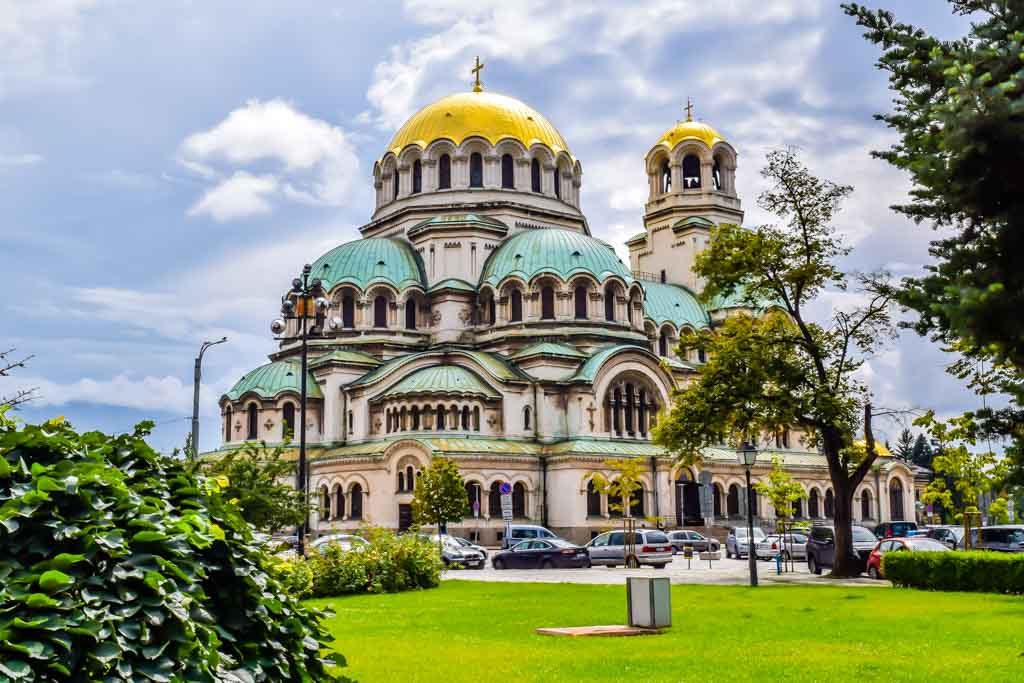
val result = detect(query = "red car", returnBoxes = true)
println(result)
[866,536,950,579]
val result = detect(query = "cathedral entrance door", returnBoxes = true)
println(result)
[398,504,413,532]
[674,479,702,526]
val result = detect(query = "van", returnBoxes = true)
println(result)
[501,524,559,549]
[971,525,1024,552]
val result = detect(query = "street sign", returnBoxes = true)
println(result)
[501,492,513,522]
[499,482,512,496]
[698,482,714,520]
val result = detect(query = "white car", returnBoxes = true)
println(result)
[725,526,767,559]
[755,532,808,560]
[311,533,369,554]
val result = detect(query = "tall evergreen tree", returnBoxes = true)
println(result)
[910,433,934,469]
[893,427,915,461]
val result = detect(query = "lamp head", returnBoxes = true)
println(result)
[736,441,758,467]
[270,319,286,335]
[291,278,302,293]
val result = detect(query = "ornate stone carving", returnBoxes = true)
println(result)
[431,310,442,324]
[264,418,274,430]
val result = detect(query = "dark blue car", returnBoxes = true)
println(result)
[491,538,590,569]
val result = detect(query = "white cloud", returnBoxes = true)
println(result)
[7,373,194,413]
[188,171,277,222]
[179,99,359,220]
[0,152,43,166]
[0,0,95,99]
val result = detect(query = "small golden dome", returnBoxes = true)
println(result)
[385,90,572,160]
[654,120,725,152]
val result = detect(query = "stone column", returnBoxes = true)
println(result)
[515,157,531,191]
[396,163,410,198]
[422,158,437,192]
[700,161,713,192]
[484,154,499,189]
[670,163,682,193]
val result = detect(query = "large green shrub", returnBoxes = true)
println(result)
[274,527,441,599]
[0,418,345,681]
[884,551,1024,594]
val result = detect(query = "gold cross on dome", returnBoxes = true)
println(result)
[684,97,694,122]
[471,56,485,92]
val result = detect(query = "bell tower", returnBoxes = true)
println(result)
[627,103,742,292]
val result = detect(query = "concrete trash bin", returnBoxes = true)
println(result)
[626,577,671,629]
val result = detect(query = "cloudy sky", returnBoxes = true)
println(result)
[1,1,979,453]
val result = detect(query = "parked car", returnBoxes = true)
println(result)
[970,525,1024,553]
[450,535,488,560]
[501,524,560,550]
[805,525,878,575]
[866,536,951,579]
[873,521,919,540]
[755,532,808,561]
[725,526,767,559]
[586,529,674,568]
[424,534,486,568]
[666,530,720,554]
[924,525,965,550]
[311,533,369,554]
[492,538,590,569]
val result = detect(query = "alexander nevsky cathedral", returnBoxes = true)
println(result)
[217,64,921,544]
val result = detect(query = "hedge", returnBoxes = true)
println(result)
[883,551,1024,594]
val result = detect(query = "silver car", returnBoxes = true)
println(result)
[725,526,767,559]
[311,533,369,554]
[755,532,808,560]
[585,529,674,568]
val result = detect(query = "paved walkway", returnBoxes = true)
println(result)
[444,556,886,587]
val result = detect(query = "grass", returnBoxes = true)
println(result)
[311,581,1024,682]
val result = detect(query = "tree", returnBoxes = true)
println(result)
[411,457,467,537]
[204,440,309,534]
[755,456,808,523]
[910,433,934,469]
[892,428,915,461]
[653,149,897,577]
[0,347,38,410]
[592,458,646,518]
[845,1,1024,482]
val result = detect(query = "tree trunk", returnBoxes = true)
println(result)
[830,476,860,577]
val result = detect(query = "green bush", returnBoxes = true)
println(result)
[274,527,442,599]
[0,418,345,681]
[883,550,1024,594]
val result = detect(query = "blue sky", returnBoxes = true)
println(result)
[1,1,977,453]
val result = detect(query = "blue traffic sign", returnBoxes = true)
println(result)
[499,482,512,495]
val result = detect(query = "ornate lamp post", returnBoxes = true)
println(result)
[737,441,759,587]
[271,264,327,552]
[191,337,228,459]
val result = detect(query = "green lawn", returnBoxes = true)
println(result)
[311,581,1024,682]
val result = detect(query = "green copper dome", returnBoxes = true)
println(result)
[375,365,500,402]
[310,237,426,292]
[223,360,322,401]
[642,282,710,329]
[479,228,632,288]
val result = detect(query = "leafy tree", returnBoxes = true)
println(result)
[0,417,344,681]
[845,1,1024,482]
[910,433,934,468]
[892,428,915,461]
[411,457,467,536]
[204,440,309,534]
[755,456,808,523]
[653,149,896,577]
[592,458,646,518]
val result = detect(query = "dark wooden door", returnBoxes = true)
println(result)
[398,504,413,532]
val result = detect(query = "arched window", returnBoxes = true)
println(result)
[712,159,722,190]
[334,487,345,521]
[224,407,232,443]
[501,154,514,188]
[658,330,668,357]
[889,481,905,520]
[530,159,541,192]
[472,406,480,431]
[541,286,555,320]
[793,498,803,518]
[246,404,258,440]
[608,491,623,518]
[341,294,355,328]
[411,406,420,430]
[405,300,417,330]
[449,405,459,430]
[586,479,601,516]
[824,489,835,519]
[487,296,496,324]
[627,297,634,324]
[611,388,622,435]
[682,154,701,188]
[350,484,363,520]
[469,152,483,188]
[461,406,470,430]
[374,295,388,328]
[553,167,561,198]
[510,289,523,322]
[629,485,644,517]
[809,489,820,518]
[604,288,615,322]
[397,471,404,492]
[406,465,414,492]
[574,285,588,319]
[399,406,407,431]
[624,384,635,435]
[392,170,399,199]
[523,406,532,431]
[320,486,330,519]
[638,389,647,437]
[412,159,422,193]
[465,482,482,517]
[661,160,671,193]
[713,483,723,517]
[697,348,706,363]
[512,482,526,518]
[282,403,295,439]
[438,154,451,189]
[660,269,667,284]
[861,490,872,520]
[727,484,740,517]
[488,482,502,518]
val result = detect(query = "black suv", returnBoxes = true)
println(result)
[806,525,877,575]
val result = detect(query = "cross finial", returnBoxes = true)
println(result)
[471,56,485,92]
[685,97,694,122]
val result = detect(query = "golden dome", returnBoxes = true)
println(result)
[654,120,725,151]
[385,90,572,160]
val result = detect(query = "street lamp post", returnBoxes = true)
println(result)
[271,264,327,554]
[737,441,759,587]
[191,337,228,459]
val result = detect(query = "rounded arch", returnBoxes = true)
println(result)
[527,143,555,168]
[494,138,527,157]
[424,138,458,160]
[668,139,713,166]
